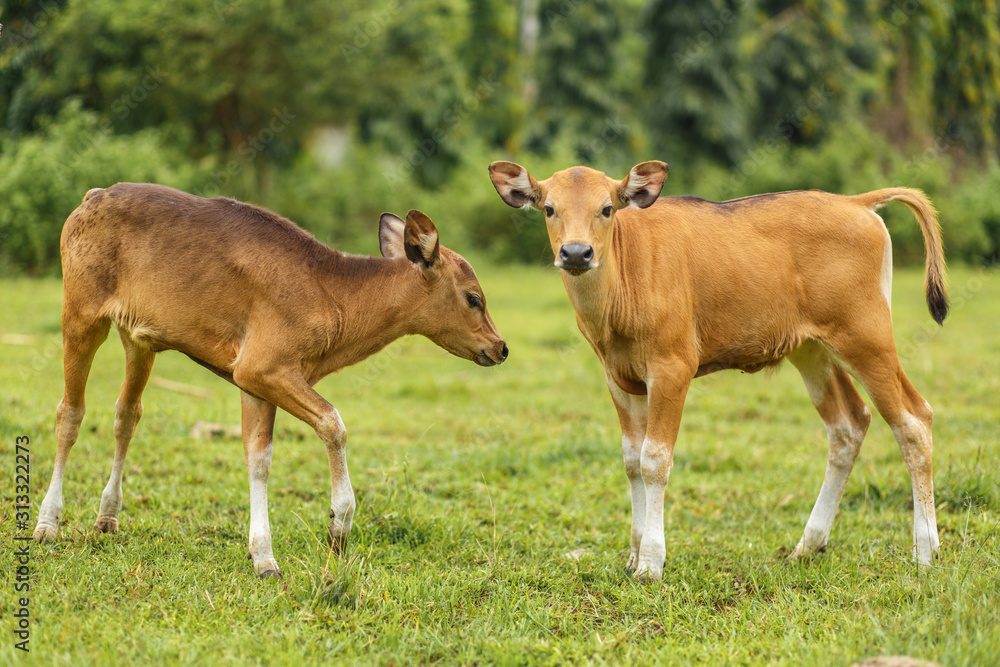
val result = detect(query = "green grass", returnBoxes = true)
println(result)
[1,264,998,665]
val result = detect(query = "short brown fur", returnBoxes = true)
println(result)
[490,160,945,579]
[34,183,507,578]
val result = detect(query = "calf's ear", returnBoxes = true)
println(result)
[379,213,407,258]
[489,161,543,209]
[403,210,440,268]
[616,161,668,209]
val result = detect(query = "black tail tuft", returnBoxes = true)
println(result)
[928,280,949,325]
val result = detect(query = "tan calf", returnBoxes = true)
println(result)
[490,160,946,579]
[34,183,507,578]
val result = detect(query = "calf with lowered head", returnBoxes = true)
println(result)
[34,183,508,578]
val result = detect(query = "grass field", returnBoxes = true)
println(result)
[1,263,998,665]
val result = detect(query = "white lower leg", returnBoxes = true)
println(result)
[96,400,143,532]
[793,472,848,558]
[792,421,863,558]
[635,481,666,581]
[892,412,939,565]
[327,479,356,554]
[95,462,125,533]
[246,442,278,577]
[35,475,66,541]
[326,450,355,554]
[34,401,86,541]
[318,410,355,553]
[634,442,672,581]
[912,485,939,564]
[627,477,646,572]
[622,436,646,572]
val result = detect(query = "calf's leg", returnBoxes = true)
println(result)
[96,333,155,533]
[34,314,110,542]
[233,361,355,567]
[830,322,940,564]
[607,376,649,574]
[633,359,693,581]
[241,391,280,578]
[788,342,871,559]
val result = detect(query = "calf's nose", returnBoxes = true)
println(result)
[559,243,594,269]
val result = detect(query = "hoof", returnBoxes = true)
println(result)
[788,540,826,562]
[327,530,348,555]
[625,553,639,574]
[33,523,58,543]
[95,517,119,533]
[252,554,281,577]
[633,562,663,583]
[327,511,349,555]
[633,571,659,584]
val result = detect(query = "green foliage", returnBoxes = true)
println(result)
[4,0,357,153]
[933,0,1000,154]
[2,0,1000,272]
[1,267,998,664]
[525,0,639,163]
[0,101,206,275]
[642,0,760,165]
[259,141,422,256]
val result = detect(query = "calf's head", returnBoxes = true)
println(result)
[488,161,668,275]
[379,210,507,366]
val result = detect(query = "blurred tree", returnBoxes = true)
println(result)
[523,0,642,166]
[869,0,949,149]
[749,0,881,145]
[0,0,69,142]
[2,0,487,184]
[931,0,1000,160]
[10,0,359,159]
[459,0,521,149]
[641,0,759,166]
[354,0,474,188]
[0,101,205,273]
[641,0,884,169]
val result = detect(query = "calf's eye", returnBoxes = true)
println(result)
[467,294,482,309]
[544,205,554,217]
[602,205,613,218]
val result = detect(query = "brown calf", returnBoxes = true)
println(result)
[490,160,946,580]
[33,183,507,578]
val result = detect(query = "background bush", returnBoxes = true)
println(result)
[0,101,207,274]
[1,0,999,273]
